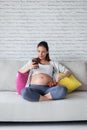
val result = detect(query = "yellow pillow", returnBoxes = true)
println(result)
[58,73,82,93]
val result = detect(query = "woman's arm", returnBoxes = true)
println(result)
[56,70,71,83]
[49,71,71,87]
[19,63,39,74]
[19,65,31,73]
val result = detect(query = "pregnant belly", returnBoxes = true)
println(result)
[30,73,52,85]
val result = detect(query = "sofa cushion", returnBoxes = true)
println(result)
[0,91,87,121]
[0,60,27,91]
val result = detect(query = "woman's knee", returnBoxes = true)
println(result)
[59,86,68,98]
[21,88,28,99]
[50,86,68,100]
[21,87,40,102]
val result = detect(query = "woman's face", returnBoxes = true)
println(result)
[37,46,48,60]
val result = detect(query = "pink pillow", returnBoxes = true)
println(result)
[16,71,29,95]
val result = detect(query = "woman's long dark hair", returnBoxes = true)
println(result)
[37,41,50,62]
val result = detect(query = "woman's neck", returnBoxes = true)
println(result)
[40,59,50,65]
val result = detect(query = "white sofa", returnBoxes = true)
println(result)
[0,60,87,122]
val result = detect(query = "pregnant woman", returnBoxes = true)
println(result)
[19,41,71,102]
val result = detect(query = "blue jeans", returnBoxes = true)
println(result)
[21,84,68,102]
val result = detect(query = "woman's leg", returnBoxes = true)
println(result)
[21,85,50,102]
[21,85,67,102]
[21,87,41,102]
[44,86,68,100]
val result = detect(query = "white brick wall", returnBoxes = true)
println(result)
[0,0,87,61]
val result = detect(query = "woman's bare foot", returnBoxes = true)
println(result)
[39,92,52,101]
[44,92,52,100]
[39,95,49,101]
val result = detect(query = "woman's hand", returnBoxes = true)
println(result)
[29,64,39,70]
[29,59,39,70]
[48,81,57,87]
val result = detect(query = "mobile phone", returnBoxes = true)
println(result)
[32,58,39,65]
